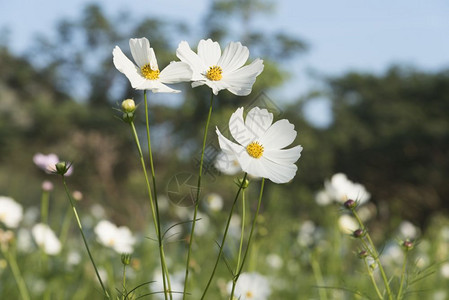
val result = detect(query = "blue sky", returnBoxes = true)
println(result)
[1,0,449,126]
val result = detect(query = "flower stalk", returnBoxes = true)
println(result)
[349,205,393,300]
[183,91,214,299]
[61,176,109,299]
[229,178,265,300]
[201,173,248,300]
[1,246,30,300]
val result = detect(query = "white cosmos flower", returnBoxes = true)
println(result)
[216,107,302,184]
[215,151,242,175]
[176,39,264,95]
[325,173,370,204]
[94,220,136,254]
[113,37,192,93]
[226,272,271,300]
[0,196,23,228]
[338,215,359,234]
[151,271,184,300]
[32,223,62,255]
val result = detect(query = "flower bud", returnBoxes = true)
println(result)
[121,253,131,265]
[42,180,54,192]
[358,250,368,259]
[353,229,366,238]
[55,161,72,176]
[235,178,250,189]
[402,240,414,251]
[344,199,357,210]
[121,99,136,113]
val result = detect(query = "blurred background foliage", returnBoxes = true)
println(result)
[1,1,447,229]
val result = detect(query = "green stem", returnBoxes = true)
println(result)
[311,251,328,300]
[235,189,246,274]
[62,177,109,299]
[352,209,393,300]
[130,115,169,300]
[230,178,265,300]
[143,90,172,300]
[183,91,214,300]
[40,189,50,264]
[2,248,30,300]
[122,264,127,300]
[397,251,408,300]
[201,173,248,300]
[364,258,383,300]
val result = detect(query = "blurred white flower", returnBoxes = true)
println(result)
[67,251,82,267]
[297,220,317,247]
[204,193,224,212]
[0,196,23,228]
[90,204,106,219]
[157,195,170,213]
[113,37,192,92]
[32,223,62,255]
[194,212,210,236]
[325,173,370,204]
[33,153,73,176]
[440,262,449,278]
[380,242,404,267]
[17,228,33,253]
[176,39,264,96]
[217,107,302,184]
[226,272,271,300]
[357,203,377,222]
[266,253,283,270]
[398,221,419,240]
[151,271,184,300]
[315,190,332,206]
[338,215,359,234]
[94,220,136,254]
[229,214,242,238]
[434,290,447,300]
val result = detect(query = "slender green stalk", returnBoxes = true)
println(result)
[122,264,127,300]
[201,173,248,300]
[143,91,172,300]
[61,177,109,299]
[2,248,30,300]
[311,251,328,300]
[40,190,49,226]
[351,208,393,300]
[235,189,246,274]
[230,179,265,300]
[397,251,408,300]
[40,189,50,264]
[183,91,214,299]
[130,118,169,300]
[364,258,383,300]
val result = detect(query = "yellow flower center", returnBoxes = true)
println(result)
[246,142,264,158]
[206,65,222,81]
[246,291,254,298]
[141,64,160,80]
[107,238,115,246]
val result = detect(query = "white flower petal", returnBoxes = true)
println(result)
[136,80,180,93]
[176,41,205,80]
[159,61,192,84]
[216,127,245,155]
[218,41,249,73]
[259,119,297,150]
[205,80,229,95]
[244,107,273,139]
[198,39,221,67]
[192,81,206,88]
[148,48,159,70]
[259,157,298,183]
[223,59,264,96]
[113,46,146,88]
[228,107,254,145]
[264,146,303,165]
[129,38,154,68]
[215,152,242,175]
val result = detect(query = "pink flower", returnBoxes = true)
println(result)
[33,153,73,176]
